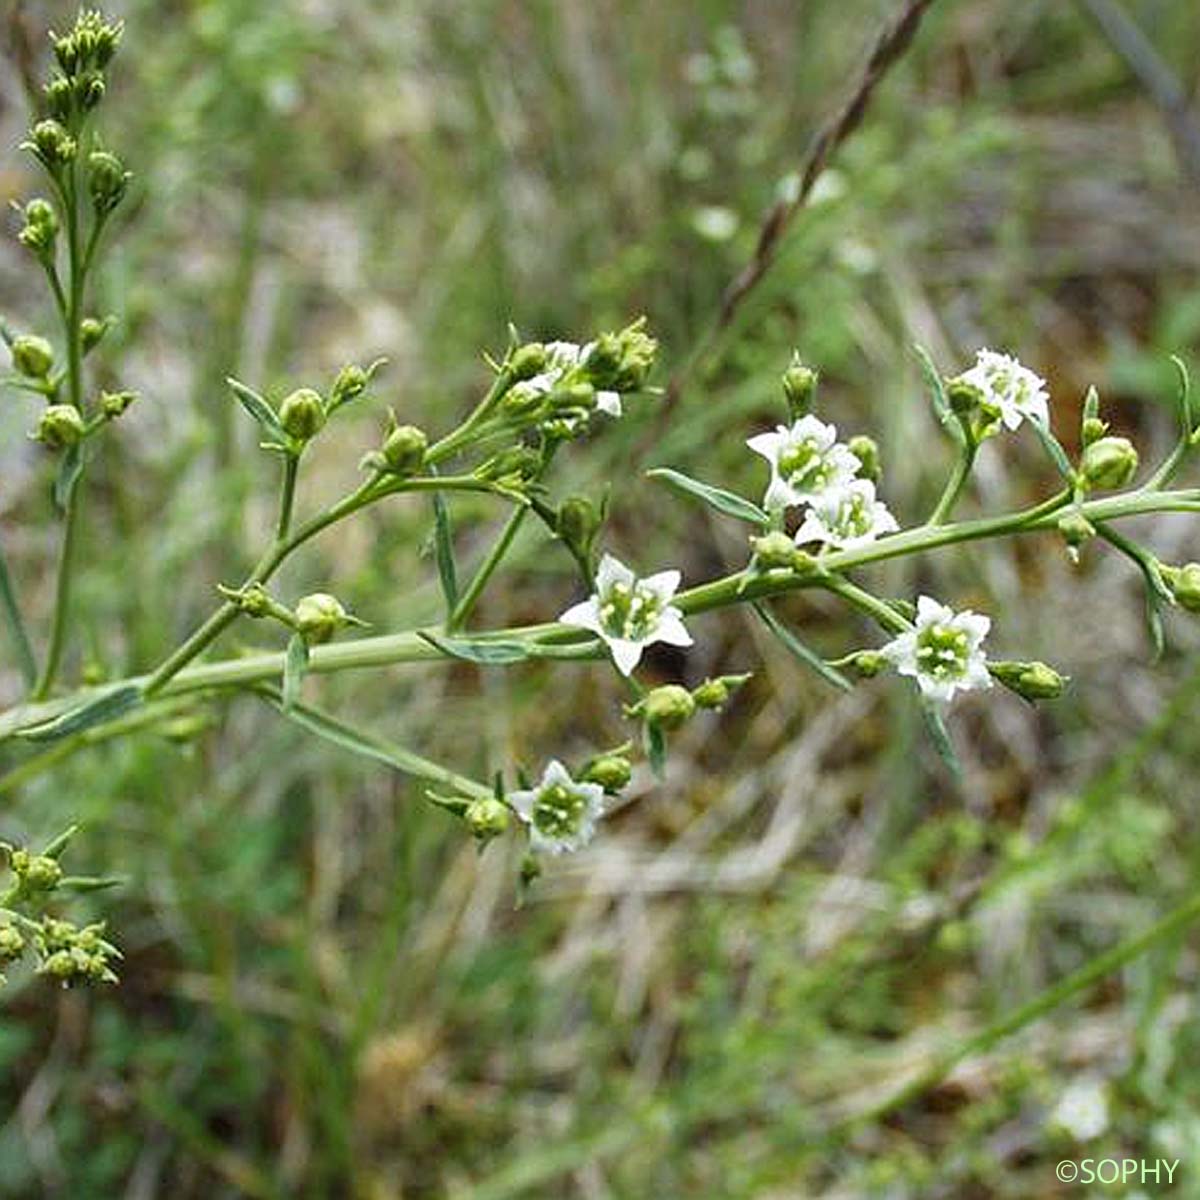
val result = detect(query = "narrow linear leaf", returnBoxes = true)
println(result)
[260,688,489,797]
[912,343,953,429]
[1170,355,1192,436]
[647,467,768,527]
[227,377,286,442]
[431,479,459,613]
[419,631,531,664]
[1029,418,1075,482]
[919,697,963,782]
[282,634,309,712]
[20,684,143,742]
[753,602,853,692]
[57,875,123,893]
[54,442,83,512]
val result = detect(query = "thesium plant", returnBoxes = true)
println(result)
[5,7,1200,1193]
[3,9,1200,984]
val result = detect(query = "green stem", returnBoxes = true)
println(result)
[819,573,911,633]
[448,506,528,631]
[927,430,977,525]
[140,475,520,697]
[858,885,1200,1125]
[1144,436,1192,491]
[276,454,299,541]
[0,540,37,689]
[34,152,90,699]
[7,485,1199,738]
[33,477,82,700]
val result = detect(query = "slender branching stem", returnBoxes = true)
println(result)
[8,484,1198,740]
[448,506,528,632]
[34,154,89,700]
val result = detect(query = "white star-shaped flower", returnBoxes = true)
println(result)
[559,553,692,676]
[880,595,992,703]
[956,349,1049,431]
[794,479,899,551]
[746,415,860,512]
[509,759,606,855]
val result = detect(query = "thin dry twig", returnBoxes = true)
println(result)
[1075,0,1200,187]
[668,0,943,402]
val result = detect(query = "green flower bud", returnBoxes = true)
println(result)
[222,582,273,618]
[100,390,137,418]
[33,404,86,450]
[550,381,595,413]
[0,925,24,962]
[584,320,657,392]
[1080,416,1108,447]
[782,359,818,418]
[278,388,327,441]
[40,949,76,980]
[692,673,751,710]
[500,383,547,418]
[1057,509,1095,557]
[88,150,129,214]
[509,342,547,382]
[78,71,105,111]
[381,423,428,475]
[945,378,983,417]
[465,797,511,842]
[1080,436,1138,490]
[582,755,633,792]
[28,119,76,168]
[848,434,881,482]
[641,684,695,731]
[477,446,542,483]
[18,198,58,255]
[330,361,384,408]
[295,593,352,645]
[989,660,1068,701]
[520,851,542,888]
[1161,563,1200,614]
[11,335,54,379]
[45,76,74,121]
[556,496,602,560]
[81,316,114,354]
[750,531,799,570]
[845,649,887,678]
[23,855,63,891]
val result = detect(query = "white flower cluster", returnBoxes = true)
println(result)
[747,414,896,547]
[955,348,1049,432]
[506,340,623,418]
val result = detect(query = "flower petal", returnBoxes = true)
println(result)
[559,599,601,632]
[609,638,644,676]
[654,609,693,648]
[596,554,635,594]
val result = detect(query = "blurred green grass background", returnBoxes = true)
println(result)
[2,0,1200,1195]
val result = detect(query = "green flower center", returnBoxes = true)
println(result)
[832,491,872,538]
[777,438,831,492]
[600,581,662,641]
[915,623,969,680]
[533,783,588,837]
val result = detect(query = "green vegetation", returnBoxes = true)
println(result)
[1,1,1200,1195]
